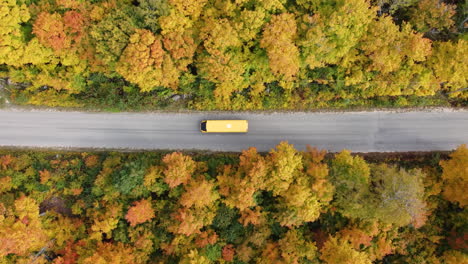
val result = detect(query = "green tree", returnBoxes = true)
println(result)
[329,150,371,219]
[89,7,138,68]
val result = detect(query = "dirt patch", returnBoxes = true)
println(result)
[40,196,73,216]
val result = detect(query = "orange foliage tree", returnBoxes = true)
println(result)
[217,147,267,211]
[116,29,180,91]
[125,199,155,227]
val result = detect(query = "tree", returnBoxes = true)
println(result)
[86,201,122,241]
[275,176,322,227]
[168,0,208,19]
[0,0,31,66]
[196,12,247,108]
[320,236,372,264]
[0,196,49,257]
[265,141,303,196]
[303,146,334,204]
[179,178,219,209]
[258,229,317,264]
[441,250,468,264]
[134,0,171,33]
[169,206,216,236]
[408,0,456,33]
[33,10,87,52]
[439,144,468,207]
[217,147,267,211]
[162,152,197,188]
[116,29,180,91]
[168,176,219,236]
[297,0,376,69]
[125,199,155,227]
[260,13,299,82]
[370,164,427,227]
[428,40,468,98]
[329,150,371,219]
[80,242,137,264]
[89,7,138,67]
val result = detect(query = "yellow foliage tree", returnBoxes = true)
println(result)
[439,144,468,207]
[266,141,303,196]
[320,236,372,264]
[162,152,197,188]
[179,179,219,209]
[0,196,49,258]
[260,13,299,81]
[298,0,375,69]
[80,242,137,264]
[117,29,180,91]
[428,40,468,98]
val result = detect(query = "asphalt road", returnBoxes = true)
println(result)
[0,109,466,152]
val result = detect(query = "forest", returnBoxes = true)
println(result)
[0,143,466,263]
[0,0,467,111]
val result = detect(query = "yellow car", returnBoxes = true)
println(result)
[200,120,248,133]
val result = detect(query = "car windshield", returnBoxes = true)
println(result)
[200,121,207,132]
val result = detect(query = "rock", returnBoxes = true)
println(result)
[170,94,182,101]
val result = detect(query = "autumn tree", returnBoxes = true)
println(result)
[303,146,334,204]
[134,0,171,33]
[0,196,49,258]
[275,147,334,226]
[260,13,299,82]
[428,40,468,98]
[258,229,318,264]
[0,0,31,66]
[162,152,197,188]
[329,150,372,219]
[79,242,137,264]
[297,0,375,69]
[117,29,180,91]
[441,250,468,264]
[86,200,122,241]
[196,10,247,108]
[408,0,456,33]
[265,141,303,196]
[168,0,208,19]
[167,173,219,236]
[125,199,155,227]
[217,147,267,211]
[347,16,435,97]
[320,236,372,264]
[89,7,138,67]
[33,10,88,52]
[370,164,428,227]
[439,144,468,207]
